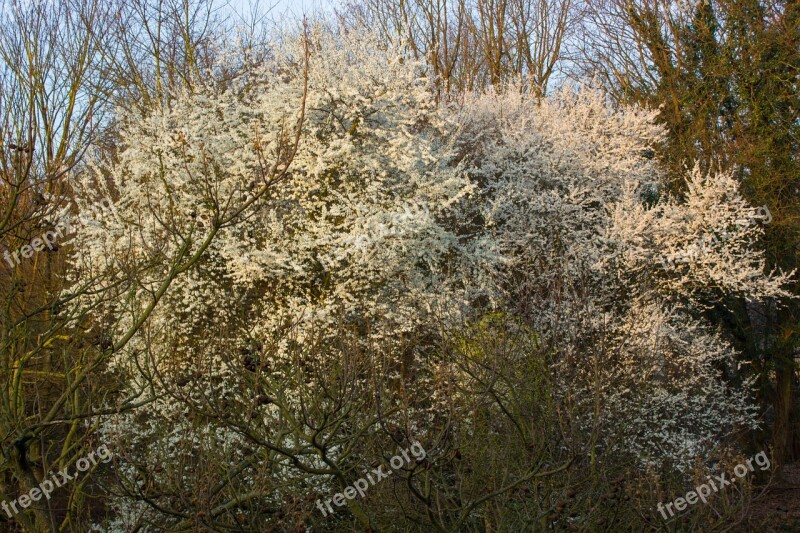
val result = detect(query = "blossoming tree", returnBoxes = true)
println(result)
[62,25,793,531]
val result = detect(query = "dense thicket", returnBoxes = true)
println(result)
[0,0,797,531]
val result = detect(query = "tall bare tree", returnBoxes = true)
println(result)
[338,0,581,97]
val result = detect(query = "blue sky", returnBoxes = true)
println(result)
[274,0,338,15]
[226,0,339,20]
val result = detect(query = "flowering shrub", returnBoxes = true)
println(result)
[454,87,792,469]
[71,28,473,529]
[65,25,792,531]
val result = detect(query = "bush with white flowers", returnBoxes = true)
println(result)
[69,25,793,528]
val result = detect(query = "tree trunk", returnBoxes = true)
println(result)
[774,363,798,468]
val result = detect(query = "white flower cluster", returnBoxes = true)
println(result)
[452,87,791,469]
[609,166,793,301]
[655,204,772,271]
[66,25,793,522]
[72,28,474,524]
[317,200,433,270]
